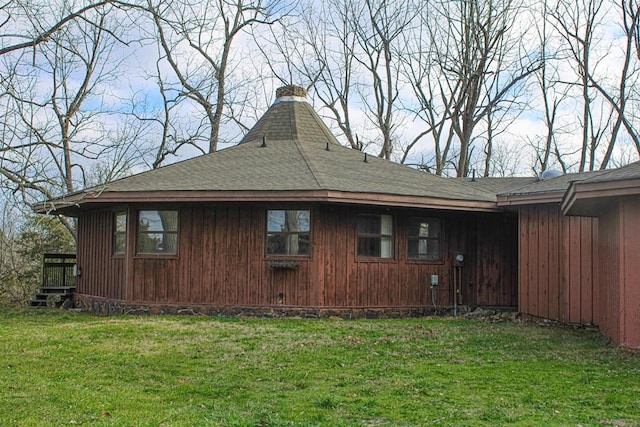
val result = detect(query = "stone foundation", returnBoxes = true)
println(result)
[72,293,474,319]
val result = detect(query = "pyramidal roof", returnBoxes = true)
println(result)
[40,85,500,215]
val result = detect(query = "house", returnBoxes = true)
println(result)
[561,164,640,348]
[37,85,640,349]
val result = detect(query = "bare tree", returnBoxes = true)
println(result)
[401,0,541,177]
[523,0,574,175]
[550,0,610,171]
[145,0,287,154]
[0,2,148,236]
[351,0,417,160]
[590,0,640,167]
[254,0,364,151]
[0,0,129,56]
[255,0,418,160]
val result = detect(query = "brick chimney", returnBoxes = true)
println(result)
[275,85,307,98]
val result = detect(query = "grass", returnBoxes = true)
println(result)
[0,308,639,426]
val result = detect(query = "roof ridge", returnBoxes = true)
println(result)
[304,103,341,145]
[294,140,325,189]
[290,105,323,189]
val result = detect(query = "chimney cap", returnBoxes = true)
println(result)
[276,85,307,99]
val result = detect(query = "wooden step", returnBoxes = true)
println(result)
[38,286,75,294]
[30,288,74,308]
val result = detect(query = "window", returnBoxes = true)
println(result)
[113,212,127,255]
[266,210,310,256]
[407,218,442,261]
[357,214,393,258]
[137,210,178,254]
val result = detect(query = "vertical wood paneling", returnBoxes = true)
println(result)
[597,206,620,343]
[580,218,593,323]
[519,208,529,314]
[591,219,600,326]
[77,210,126,301]
[236,208,250,304]
[621,199,640,347]
[559,209,569,322]
[228,207,240,305]
[538,206,549,319]
[517,205,598,325]
[388,259,398,306]
[79,204,519,311]
[471,213,517,307]
[178,207,192,303]
[248,208,261,305]
[548,206,560,320]
[528,206,540,315]
[312,206,324,306]
[190,207,204,303]
[568,217,582,323]
[201,208,214,304]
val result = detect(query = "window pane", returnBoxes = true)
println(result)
[267,210,285,232]
[267,233,310,255]
[266,210,311,257]
[139,210,178,232]
[408,239,440,260]
[380,215,393,236]
[139,233,162,253]
[162,233,178,253]
[358,237,380,257]
[357,214,394,258]
[380,236,393,258]
[267,233,285,254]
[357,215,380,234]
[427,240,440,259]
[115,213,127,232]
[138,232,177,253]
[408,219,440,238]
[138,210,178,254]
[114,234,126,254]
[267,210,310,232]
[408,218,441,261]
[113,212,127,254]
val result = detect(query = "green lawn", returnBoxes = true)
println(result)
[0,308,638,426]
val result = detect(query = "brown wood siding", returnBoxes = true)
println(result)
[621,199,640,348]
[76,210,127,300]
[473,213,519,306]
[598,204,621,344]
[518,205,598,324]
[77,204,518,309]
[598,199,640,348]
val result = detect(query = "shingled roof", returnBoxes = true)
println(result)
[39,85,502,216]
[578,160,640,183]
[496,170,608,206]
[561,161,640,216]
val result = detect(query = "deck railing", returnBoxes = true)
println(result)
[42,253,77,288]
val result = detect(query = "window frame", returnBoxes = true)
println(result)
[406,217,443,263]
[356,213,395,260]
[112,211,127,256]
[136,209,179,257]
[265,209,312,258]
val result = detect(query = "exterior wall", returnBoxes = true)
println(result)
[598,199,640,348]
[518,204,598,324]
[75,204,518,311]
[76,210,127,300]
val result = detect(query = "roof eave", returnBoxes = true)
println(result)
[41,189,501,216]
[496,191,565,207]
[561,178,640,216]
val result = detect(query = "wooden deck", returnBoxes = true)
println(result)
[31,254,76,307]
